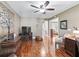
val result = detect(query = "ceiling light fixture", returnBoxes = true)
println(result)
[40,9,45,13]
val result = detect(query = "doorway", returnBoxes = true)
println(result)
[41,17,59,56]
[49,17,59,37]
[49,17,59,56]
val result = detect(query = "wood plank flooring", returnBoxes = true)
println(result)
[56,47,71,57]
[16,36,70,57]
[16,37,55,57]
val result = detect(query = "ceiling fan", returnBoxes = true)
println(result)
[30,1,55,14]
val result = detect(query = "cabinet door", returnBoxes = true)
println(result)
[65,38,76,56]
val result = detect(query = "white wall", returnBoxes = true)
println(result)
[13,14,21,36]
[42,20,48,39]
[36,18,44,37]
[21,17,44,37]
[57,4,79,36]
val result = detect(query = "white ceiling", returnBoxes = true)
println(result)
[3,1,79,18]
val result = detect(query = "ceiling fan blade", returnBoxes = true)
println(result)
[44,1,50,7]
[46,8,55,11]
[30,5,39,9]
[34,10,40,13]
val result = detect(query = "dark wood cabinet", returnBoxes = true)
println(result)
[64,38,79,57]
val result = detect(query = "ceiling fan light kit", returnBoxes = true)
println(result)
[40,9,45,13]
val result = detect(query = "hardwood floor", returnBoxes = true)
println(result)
[16,36,70,57]
[16,37,55,57]
[56,47,71,57]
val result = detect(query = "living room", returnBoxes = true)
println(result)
[0,1,79,57]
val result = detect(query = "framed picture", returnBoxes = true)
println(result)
[60,20,67,29]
